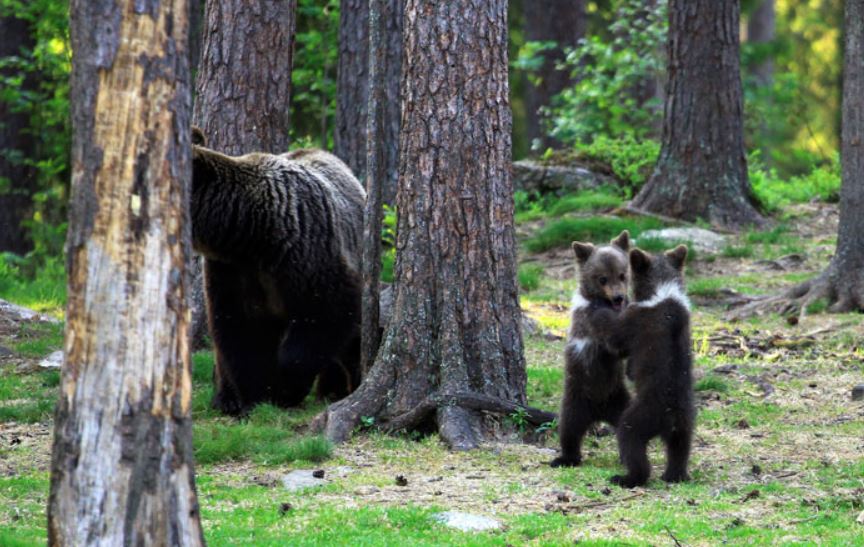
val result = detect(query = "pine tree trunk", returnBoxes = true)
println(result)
[319,0,528,450]
[631,0,764,230]
[192,0,296,154]
[747,0,775,87]
[524,0,586,149]
[48,1,204,544]
[334,0,402,203]
[0,13,37,255]
[824,0,864,310]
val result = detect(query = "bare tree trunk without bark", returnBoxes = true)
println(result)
[48,1,204,544]
[728,0,864,318]
[193,0,296,154]
[524,0,586,149]
[317,0,530,450]
[0,13,37,255]
[632,0,765,230]
[334,0,402,204]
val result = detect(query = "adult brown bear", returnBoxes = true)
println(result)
[190,129,365,416]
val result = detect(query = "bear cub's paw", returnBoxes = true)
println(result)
[610,474,645,488]
[550,456,582,468]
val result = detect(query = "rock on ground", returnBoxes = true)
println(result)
[512,160,616,195]
[432,511,502,532]
[637,227,727,254]
[38,350,64,369]
[0,299,59,324]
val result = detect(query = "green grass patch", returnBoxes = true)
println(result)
[524,216,664,253]
[751,155,841,212]
[0,366,60,424]
[11,322,63,359]
[694,375,731,393]
[518,263,544,292]
[547,188,624,216]
[0,255,66,315]
[721,243,755,258]
[194,422,331,465]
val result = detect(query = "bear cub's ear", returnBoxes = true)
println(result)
[664,244,688,270]
[629,248,652,274]
[572,241,595,264]
[610,230,630,252]
[192,126,207,146]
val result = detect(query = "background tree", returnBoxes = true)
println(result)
[523,0,586,149]
[732,0,864,317]
[0,11,37,254]
[47,0,204,544]
[318,0,556,450]
[192,0,296,154]
[747,0,775,88]
[334,0,402,203]
[630,0,765,230]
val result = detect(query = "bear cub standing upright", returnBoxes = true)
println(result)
[550,230,632,468]
[587,245,695,488]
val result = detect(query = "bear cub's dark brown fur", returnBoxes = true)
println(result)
[587,245,695,488]
[550,231,631,468]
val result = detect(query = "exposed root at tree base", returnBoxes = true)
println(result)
[726,270,862,321]
[313,389,557,451]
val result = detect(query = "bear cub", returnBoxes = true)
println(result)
[587,245,695,488]
[550,230,632,468]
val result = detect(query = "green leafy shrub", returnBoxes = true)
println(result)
[750,153,840,212]
[575,136,660,196]
[518,263,545,292]
[524,216,663,253]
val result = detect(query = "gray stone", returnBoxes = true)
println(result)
[852,384,864,402]
[512,160,616,195]
[0,299,59,324]
[282,466,353,492]
[38,350,63,369]
[637,227,727,254]
[432,511,502,532]
[0,346,14,359]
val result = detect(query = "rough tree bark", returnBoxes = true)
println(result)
[524,0,586,149]
[48,1,204,544]
[334,0,402,204]
[316,0,535,450]
[747,0,775,87]
[630,0,765,230]
[360,0,386,376]
[189,0,297,350]
[729,0,864,318]
[192,0,296,154]
[0,12,37,255]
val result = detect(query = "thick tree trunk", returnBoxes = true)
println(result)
[747,0,775,87]
[524,0,586,149]
[727,0,864,319]
[334,0,402,204]
[631,0,764,230]
[318,0,528,450]
[48,1,204,545]
[193,0,296,154]
[0,13,38,255]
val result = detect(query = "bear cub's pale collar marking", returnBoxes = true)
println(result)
[634,281,691,311]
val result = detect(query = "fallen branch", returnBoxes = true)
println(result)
[382,391,557,433]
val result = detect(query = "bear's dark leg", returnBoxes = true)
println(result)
[273,324,341,407]
[602,385,631,428]
[551,397,594,467]
[206,261,281,416]
[611,405,659,488]
[661,425,692,483]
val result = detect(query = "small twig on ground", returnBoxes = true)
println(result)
[664,525,684,547]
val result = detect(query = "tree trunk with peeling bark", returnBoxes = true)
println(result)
[334,0,402,204]
[631,0,765,230]
[48,1,204,545]
[729,0,864,318]
[192,0,296,154]
[523,0,585,149]
[318,0,528,450]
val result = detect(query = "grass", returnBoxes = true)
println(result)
[0,255,66,315]
[751,156,841,212]
[547,188,624,216]
[518,263,544,291]
[694,375,731,393]
[524,216,664,253]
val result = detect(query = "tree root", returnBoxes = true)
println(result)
[725,268,861,321]
[381,391,557,435]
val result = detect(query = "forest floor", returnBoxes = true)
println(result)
[1,202,863,545]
